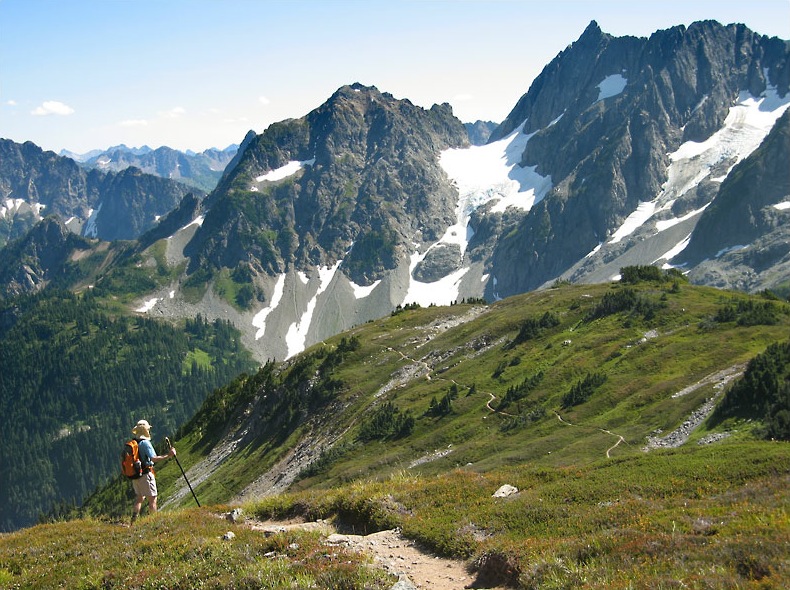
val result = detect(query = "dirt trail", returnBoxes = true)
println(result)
[246,519,503,589]
[554,412,629,458]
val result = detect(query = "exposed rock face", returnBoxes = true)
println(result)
[0,139,200,245]
[0,217,92,297]
[413,243,463,283]
[488,20,790,297]
[186,83,469,283]
[465,120,499,146]
[681,108,790,266]
[0,140,99,244]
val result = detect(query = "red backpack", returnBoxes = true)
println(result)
[121,439,143,479]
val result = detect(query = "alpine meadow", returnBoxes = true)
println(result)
[1,9,790,590]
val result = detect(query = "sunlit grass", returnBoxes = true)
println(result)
[248,441,790,588]
[0,509,391,589]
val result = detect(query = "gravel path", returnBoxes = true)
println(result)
[245,519,504,590]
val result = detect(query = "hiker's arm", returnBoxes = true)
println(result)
[151,447,177,463]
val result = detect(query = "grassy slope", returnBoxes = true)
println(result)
[3,279,789,588]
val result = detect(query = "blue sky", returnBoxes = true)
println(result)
[2,0,789,154]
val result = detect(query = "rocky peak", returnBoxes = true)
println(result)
[0,216,91,297]
[488,20,790,298]
[189,82,468,283]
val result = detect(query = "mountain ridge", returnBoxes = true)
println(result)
[1,20,789,366]
[0,138,202,246]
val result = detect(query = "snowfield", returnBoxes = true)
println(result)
[134,74,790,364]
[606,79,790,253]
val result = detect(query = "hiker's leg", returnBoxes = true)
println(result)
[133,495,144,519]
[148,495,158,513]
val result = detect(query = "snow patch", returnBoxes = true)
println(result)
[169,215,204,239]
[654,233,692,264]
[135,298,159,313]
[596,73,627,102]
[607,83,790,245]
[1,198,23,218]
[439,120,552,255]
[285,262,341,358]
[585,242,603,259]
[350,279,381,299]
[716,244,748,258]
[402,250,470,307]
[252,273,286,340]
[83,205,101,238]
[654,204,709,232]
[773,201,790,211]
[1,199,45,219]
[609,201,656,244]
[255,158,315,183]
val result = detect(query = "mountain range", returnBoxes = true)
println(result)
[0,17,789,550]
[1,19,788,367]
[62,143,239,192]
[0,139,203,247]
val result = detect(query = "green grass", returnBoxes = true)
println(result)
[4,442,786,588]
[33,280,790,588]
[247,441,790,588]
[183,348,211,373]
[0,510,391,589]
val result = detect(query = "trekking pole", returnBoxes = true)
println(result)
[165,437,200,507]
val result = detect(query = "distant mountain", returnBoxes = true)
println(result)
[66,143,238,192]
[488,20,790,297]
[2,20,789,365]
[464,120,499,145]
[0,217,93,298]
[0,139,202,247]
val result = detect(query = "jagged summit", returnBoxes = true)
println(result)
[2,20,789,366]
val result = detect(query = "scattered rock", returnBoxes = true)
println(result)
[492,484,518,498]
[389,574,418,590]
[697,432,733,445]
[222,531,236,541]
[225,508,244,523]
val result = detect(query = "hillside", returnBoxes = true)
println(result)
[8,275,789,588]
[0,290,258,531]
[145,275,790,509]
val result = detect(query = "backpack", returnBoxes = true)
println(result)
[121,439,143,479]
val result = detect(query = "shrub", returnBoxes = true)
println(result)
[562,372,607,408]
[358,401,415,441]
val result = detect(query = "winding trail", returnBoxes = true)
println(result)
[241,518,498,590]
[555,412,629,458]
[384,345,516,418]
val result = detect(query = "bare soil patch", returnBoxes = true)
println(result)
[244,518,508,589]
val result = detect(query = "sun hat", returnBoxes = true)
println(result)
[132,419,152,440]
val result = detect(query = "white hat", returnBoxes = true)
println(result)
[131,419,152,440]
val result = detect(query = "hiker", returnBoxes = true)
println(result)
[130,419,176,521]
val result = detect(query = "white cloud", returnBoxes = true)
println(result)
[119,119,149,127]
[161,106,186,118]
[452,93,474,103]
[259,95,271,105]
[31,100,74,116]
[6,99,17,106]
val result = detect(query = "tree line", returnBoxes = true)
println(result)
[0,290,256,531]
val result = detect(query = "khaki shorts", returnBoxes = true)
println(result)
[132,471,158,498]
